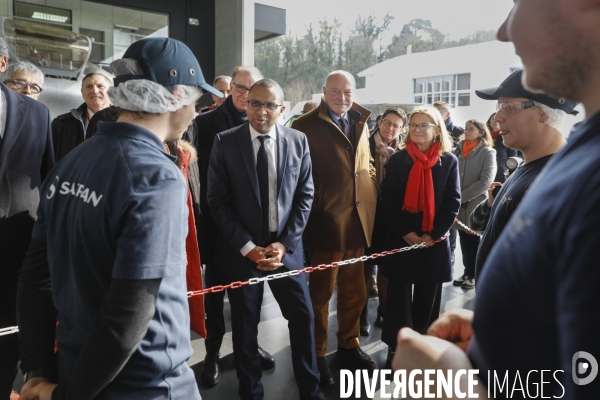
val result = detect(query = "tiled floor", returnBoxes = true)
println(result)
[191,242,475,400]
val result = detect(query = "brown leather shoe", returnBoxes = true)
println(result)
[317,356,335,386]
[337,345,376,371]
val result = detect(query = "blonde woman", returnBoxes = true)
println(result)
[380,107,460,362]
[452,119,496,289]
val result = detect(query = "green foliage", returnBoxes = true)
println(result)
[255,15,496,107]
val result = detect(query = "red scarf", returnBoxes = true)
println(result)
[403,141,441,232]
[491,130,501,141]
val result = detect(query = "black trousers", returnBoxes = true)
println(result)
[458,230,481,278]
[0,216,34,397]
[381,282,442,350]
[228,270,321,400]
[203,263,230,354]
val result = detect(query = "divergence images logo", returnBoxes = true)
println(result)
[572,351,598,386]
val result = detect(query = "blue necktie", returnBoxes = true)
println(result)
[256,135,271,246]
[339,117,347,135]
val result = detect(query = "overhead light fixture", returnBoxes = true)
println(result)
[32,11,69,23]
[114,24,139,32]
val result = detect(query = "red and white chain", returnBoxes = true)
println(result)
[186,231,450,298]
[1,219,480,335]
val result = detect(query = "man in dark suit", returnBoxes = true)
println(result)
[195,66,275,386]
[207,79,323,400]
[0,37,54,398]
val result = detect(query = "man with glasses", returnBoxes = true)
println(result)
[195,65,275,387]
[3,61,44,100]
[471,68,578,280]
[207,78,323,400]
[52,72,112,161]
[0,37,54,399]
[292,70,378,385]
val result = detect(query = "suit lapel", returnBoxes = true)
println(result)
[237,123,261,204]
[276,125,287,196]
[0,84,27,160]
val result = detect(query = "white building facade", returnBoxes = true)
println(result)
[355,40,584,134]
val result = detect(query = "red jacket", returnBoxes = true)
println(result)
[177,142,206,338]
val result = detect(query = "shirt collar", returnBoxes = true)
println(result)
[249,123,277,141]
[326,103,348,124]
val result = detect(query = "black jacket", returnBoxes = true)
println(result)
[194,95,247,265]
[493,136,519,183]
[381,150,461,283]
[52,102,87,162]
[0,83,54,333]
[446,117,464,143]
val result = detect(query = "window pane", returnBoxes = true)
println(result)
[442,93,449,103]
[414,78,425,94]
[433,77,441,92]
[442,75,454,91]
[427,94,433,104]
[427,80,433,93]
[414,96,423,103]
[450,92,456,107]
[457,73,471,90]
[458,93,471,107]
[433,93,441,102]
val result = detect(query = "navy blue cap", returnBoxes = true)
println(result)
[114,37,222,98]
[476,68,578,115]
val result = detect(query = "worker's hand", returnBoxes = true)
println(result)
[426,309,474,352]
[20,378,57,400]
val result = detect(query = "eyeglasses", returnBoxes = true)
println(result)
[247,100,282,112]
[408,123,437,131]
[382,119,404,131]
[232,82,250,94]
[495,100,536,115]
[5,79,43,94]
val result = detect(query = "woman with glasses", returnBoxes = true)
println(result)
[363,107,407,334]
[380,107,460,364]
[452,119,496,289]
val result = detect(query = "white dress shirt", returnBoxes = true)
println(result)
[240,124,279,256]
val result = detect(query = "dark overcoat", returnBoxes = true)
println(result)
[381,149,460,283]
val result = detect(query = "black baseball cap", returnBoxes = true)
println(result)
[113,37,222,98]
[476,68,578,115]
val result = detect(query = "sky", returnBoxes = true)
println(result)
[258,0,514,44]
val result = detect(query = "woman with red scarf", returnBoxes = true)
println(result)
[380,107,460,363]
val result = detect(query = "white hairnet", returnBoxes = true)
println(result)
[108,58,202,113]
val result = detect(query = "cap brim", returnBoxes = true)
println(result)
[201,83,224,98]
[475,86,523,101]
